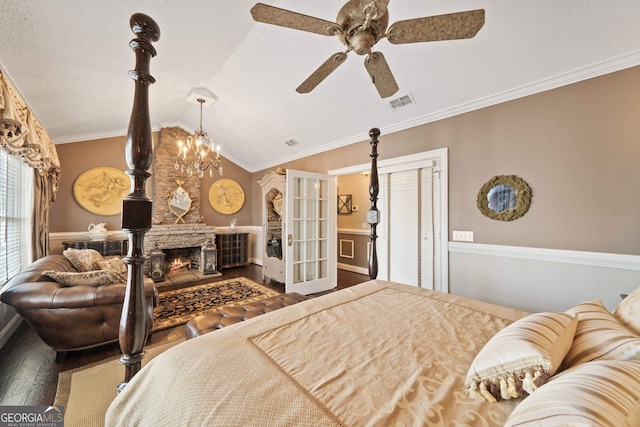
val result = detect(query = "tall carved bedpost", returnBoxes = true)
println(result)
[118,13,160,392]
[367,128,380,279]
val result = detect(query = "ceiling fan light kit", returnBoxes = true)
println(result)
[251,1,485,98]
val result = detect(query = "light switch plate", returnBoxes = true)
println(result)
[452,231,473,242]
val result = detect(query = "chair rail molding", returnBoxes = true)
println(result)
[448,242,640,270]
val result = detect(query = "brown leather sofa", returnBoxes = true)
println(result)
[0,254,157,362]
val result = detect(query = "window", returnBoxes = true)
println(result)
[0,149,33,286]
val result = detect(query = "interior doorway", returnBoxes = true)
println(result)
[329,148,449,292]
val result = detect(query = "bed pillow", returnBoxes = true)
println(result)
[43,269,123,286]
[505,359,640,427]
[63,248,104,272]
[613,286,640,336]
[465,311,578,402]
[563,299,640,369]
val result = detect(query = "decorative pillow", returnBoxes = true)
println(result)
[63,248,103,272]
[98,256,126,273]
[43,269,123,287]
[505,360,640,427]
[563,299,640,369]
[613,286,640,336]
[465,312,578,402]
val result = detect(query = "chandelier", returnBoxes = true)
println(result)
[175,97,223,178]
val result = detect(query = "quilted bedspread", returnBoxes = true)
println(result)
[105,280,527,426]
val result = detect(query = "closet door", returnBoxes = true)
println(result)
[285,170,336,295]
[377,163,440,289]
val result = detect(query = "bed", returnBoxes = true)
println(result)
[107,280,527,426]
[111,12,640,427]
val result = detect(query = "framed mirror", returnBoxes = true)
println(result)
[167,178,193,224]
[477,175,531,221]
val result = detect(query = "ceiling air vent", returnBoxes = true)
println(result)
[284,139,298,147]
[389,94,415,110]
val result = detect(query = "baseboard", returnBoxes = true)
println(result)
[448,242,640,270]
[0,313,22,350]
[337,262,368,275]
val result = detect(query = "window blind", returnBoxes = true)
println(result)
[0,150,33,286]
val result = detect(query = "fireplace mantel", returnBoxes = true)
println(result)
[144,224,216,253]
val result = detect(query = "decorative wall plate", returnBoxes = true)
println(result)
[208,178,245,215]
[73,167,129,216]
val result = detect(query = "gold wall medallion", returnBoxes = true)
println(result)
[209,179,245,215]
[73,167,129,216]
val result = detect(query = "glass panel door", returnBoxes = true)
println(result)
[285,170,335,294]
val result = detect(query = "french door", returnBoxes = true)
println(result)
[285,170,336,295]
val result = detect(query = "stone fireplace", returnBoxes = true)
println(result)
[144,224,218,285]
[152,127,203,225]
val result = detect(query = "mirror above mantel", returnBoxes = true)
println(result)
[167,178,193,224]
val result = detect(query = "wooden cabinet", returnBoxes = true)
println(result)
[62,238,128,256]
[258,171,285,283]
[216,233,249,269]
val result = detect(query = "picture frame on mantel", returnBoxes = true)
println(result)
[337,194,352,214]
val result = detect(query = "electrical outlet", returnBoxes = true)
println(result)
[452,231,474,242]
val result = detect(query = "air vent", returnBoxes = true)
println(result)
[284,139,298,147]
[389,94,415,110]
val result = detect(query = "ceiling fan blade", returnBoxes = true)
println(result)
[387,9,485,44]
[296,52,349,94]
[364,51,399,98]
[251,3,340,36]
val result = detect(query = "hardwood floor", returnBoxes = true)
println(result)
[0,265,368,406]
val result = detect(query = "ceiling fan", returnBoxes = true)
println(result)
[251,0,485,98]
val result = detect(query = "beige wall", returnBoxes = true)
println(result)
[51,130,253,233]
[252,66,640,256]
[52,66,640,256]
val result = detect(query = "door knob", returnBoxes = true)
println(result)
[287,234,293,246]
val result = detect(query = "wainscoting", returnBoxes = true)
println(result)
[449,242,640,313]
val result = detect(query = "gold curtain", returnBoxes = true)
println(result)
[1,68,60,258]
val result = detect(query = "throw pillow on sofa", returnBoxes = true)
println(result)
[63,248,103,272]
[98,256,128,282]
[43,269,123,286]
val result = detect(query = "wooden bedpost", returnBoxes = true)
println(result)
[117,13,160,393]
[368,128,380,279]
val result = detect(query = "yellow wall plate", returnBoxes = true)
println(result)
[209,178,245,215]
[73,167,129,216]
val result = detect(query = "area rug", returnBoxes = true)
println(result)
[153,277,280,331]
[54,340,181,427]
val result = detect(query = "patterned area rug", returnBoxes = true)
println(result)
[153,277,280,331]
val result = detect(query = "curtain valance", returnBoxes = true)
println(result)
[0,69,60,198]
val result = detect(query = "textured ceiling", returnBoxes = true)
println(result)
[1,1,640,171]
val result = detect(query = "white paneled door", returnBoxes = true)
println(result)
[285,170,336,295]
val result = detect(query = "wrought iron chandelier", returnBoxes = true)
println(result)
[175,97,223,178]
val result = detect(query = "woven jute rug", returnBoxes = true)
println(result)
[153,277,280,331]
[54,340,181,427]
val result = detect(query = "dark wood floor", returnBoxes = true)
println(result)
[0,265,368,406]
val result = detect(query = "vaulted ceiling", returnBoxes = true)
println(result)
[1,1,640,171]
